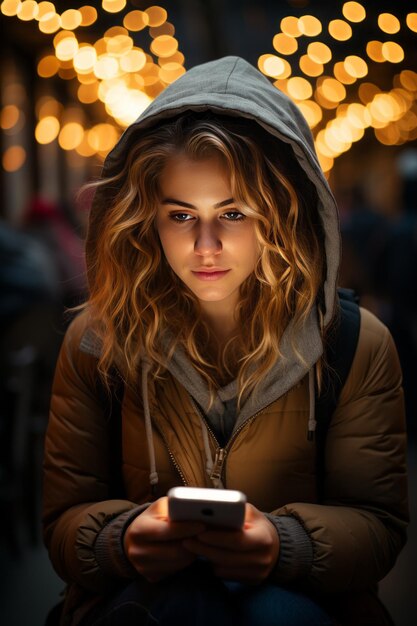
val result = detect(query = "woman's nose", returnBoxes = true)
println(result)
[194,223,222,255]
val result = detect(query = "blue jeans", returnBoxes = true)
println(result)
[81,562,334,626]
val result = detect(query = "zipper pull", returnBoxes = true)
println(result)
[210,448,226,487]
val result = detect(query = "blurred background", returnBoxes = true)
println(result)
[0,1,416,624]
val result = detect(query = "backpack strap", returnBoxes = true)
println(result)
[315,288,361,501]
[96,368,126,499]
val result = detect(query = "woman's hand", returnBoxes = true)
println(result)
[123,496,206,582]
[182,503,280,584]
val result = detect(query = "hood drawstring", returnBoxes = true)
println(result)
[141,357,159,493]
[201,420,214,479]
[307,367,317,441]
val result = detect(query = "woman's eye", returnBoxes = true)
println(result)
[222,211,246,221]
[169,213,192,222]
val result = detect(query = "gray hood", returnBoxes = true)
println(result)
[85,56,342,487]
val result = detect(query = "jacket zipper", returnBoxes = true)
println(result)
[157,427,188,486]
[189,395,277,487]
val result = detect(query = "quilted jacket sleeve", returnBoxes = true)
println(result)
[271,308,409,593]
[42,312,141,593]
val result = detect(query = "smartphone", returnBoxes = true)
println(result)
[167,486,246,529]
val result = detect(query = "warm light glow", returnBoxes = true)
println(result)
[35,116,60,144]
[325,125,351,153]
[159,51,184,66]
[139,62,160,86]
[105,25,128,38]
[120,48,147,72]
[346,103,372,128]
[145,5,167,27]
[378,13,400,34]
[307,42,332,64]
[58,122,84,150]
[123,9,149,31]
[94,56,120,79]
[272,33,298,55]
[381,42,404,63]
[1,104,20,129]
[316,130,337,157]
[316,152,334,173]
[107,34,134,56]
[2,145,26,171]
[58,67,77,81]
[368,94,397,125]
[37,55,60,77]
[36,2,54,20]
[1,0,21,17]
[298,15,322,37]
[297,100,322,128]
[39,12,61,33]
[60,9,82,30]
[105,88,152,127]
[400,70,417,92]
[358,83,381,104]
[299,55,323,77]
[150,35,178,58]
[74,46,97,73]
[259,54,291,79]
[342,2,366,23]
[159,63,186,84]
[17,0,38,20]
[280,16,302,38]
[320,78,346,103]
[406,13,417,33]
[344,55,368,78]
[314,89,338,110]
[333,61,356,84]
[77,82,99,104]
[366,41,384,63]
[54,30,75,46]
[102,0,126,13]
[287,76,312,100]
[87,123,120,152]
[150,22,175,38]
[79,5,97,27]
[374,125,401,146]
[75,134,97,157]
[328,19,352,41]
[37,97,62,119]
[55,37,79,62]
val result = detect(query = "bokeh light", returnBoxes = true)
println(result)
[273,34,298,56]
[378,13,401,34]
[298,15,322,37]
[123,10,149,31]
[342,2,366,23]
[328,19,352,41]
[2,145,26,171]
[35,116,60,144]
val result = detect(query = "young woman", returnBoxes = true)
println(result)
[43,56,409,626]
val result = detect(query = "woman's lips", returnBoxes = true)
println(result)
[192,270,231,281]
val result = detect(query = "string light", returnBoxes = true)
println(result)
[378,13,400,35]
[328,20,352,41]
[273,33,298,55]
[1,3,416,168]
[2,145,26,171]
[342,2,366,23]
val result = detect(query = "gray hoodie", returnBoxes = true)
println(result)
[88,55,342,582]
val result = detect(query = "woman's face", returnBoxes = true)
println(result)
[155,154,259,320]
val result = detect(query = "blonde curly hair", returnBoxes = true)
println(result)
[83,112,326,412]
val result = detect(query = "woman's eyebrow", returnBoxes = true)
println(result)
[161,197,235,209]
